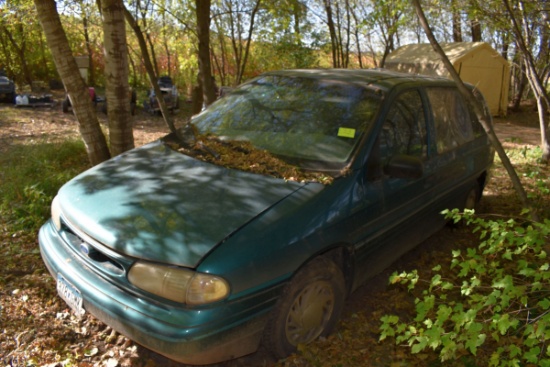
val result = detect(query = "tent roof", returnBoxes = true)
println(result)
[385,42,510,116]
[386,42,506,66]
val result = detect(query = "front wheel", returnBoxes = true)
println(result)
[263,256,346,359]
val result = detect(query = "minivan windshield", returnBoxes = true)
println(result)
[192,75,381,173]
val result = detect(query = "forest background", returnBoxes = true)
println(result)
[1,0,547,110]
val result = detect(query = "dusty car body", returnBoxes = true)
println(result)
[39,69,494,364]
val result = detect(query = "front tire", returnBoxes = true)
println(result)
[263,256,346,359]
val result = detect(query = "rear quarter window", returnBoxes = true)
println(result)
[426,87,475,153]
[380,89,427,161]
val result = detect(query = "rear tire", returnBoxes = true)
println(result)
[62,98,69,113]
[448,185,481,228]
[263,256,345,359]
[463,185,480,211]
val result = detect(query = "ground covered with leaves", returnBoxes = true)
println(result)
[0,100,546,367]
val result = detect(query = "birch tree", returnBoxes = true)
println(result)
[34,0,110,166]
[100,0,134,155]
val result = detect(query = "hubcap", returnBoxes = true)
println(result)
[285,280,334,346]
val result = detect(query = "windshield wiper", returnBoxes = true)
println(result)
[196,140,220,160]
[164,123,221,160]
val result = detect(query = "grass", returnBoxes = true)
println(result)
[0,139,89,232]
[494,145,550,219]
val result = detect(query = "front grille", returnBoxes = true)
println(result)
[59,217,128,277]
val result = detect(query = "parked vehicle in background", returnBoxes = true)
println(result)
[158,75,173,89]
[39,69,494,365]
[63,87,137,116]
[101,88,137,116]
[0,75,16,103]
[143,75,179,114]
[62,87,97,113]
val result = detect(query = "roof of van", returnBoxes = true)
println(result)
[264,68,456,92]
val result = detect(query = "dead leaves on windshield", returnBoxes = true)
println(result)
[169,136,334,184]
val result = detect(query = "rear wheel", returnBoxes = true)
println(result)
[463,185,480,211]
[263,256,346,359]
[448,185,481,227]
[62,98,69,113]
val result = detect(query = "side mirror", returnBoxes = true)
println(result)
[385,155,423,179]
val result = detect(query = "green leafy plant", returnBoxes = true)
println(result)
[380,210,550,367]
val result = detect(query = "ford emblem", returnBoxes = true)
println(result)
[80,242,92,255]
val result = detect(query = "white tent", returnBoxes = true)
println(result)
[75,56,90,84]
[385,42,510,116]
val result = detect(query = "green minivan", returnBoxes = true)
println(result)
[39,69,494,364]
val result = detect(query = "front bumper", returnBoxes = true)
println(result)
[38,220,276,365]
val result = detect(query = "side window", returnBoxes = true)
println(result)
[380,89,427,164]
[426,88,474,153]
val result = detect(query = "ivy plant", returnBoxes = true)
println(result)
[380,209,550,366]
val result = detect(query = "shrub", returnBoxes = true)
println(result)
[380,210,550,366]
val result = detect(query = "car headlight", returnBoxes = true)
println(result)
[128,262,230,305]
[51,195,62,231]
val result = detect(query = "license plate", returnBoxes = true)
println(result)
[57,274,85,316]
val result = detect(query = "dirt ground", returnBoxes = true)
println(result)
[0,99,545,367]
[0,97,173,154]
[493,109,541,146]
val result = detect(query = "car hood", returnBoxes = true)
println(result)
[57,140,306,267]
